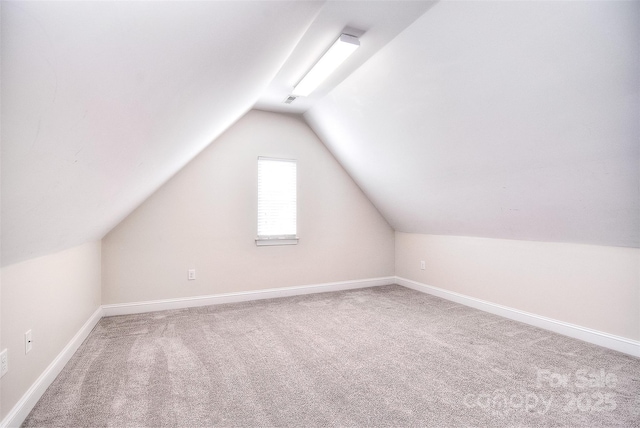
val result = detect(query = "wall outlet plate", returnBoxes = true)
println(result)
[188,269,196,280]
[25,330,33,354]
[0,349,8,377]
[420,261,426,270]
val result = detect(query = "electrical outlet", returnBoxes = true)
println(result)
[25,330,33,354]
[188,269,196,280]
[420,260,426,270]
[0,349,8,377]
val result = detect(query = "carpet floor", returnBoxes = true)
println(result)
[24,285,640,427]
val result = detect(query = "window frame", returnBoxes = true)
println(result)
[255,156,298,246]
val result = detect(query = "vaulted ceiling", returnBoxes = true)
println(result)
[2,0,638,266]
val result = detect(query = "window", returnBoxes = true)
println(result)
[256,157,298,246]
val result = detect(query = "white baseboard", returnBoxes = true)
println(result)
[1,277,393,427]
[395,276,640,358]
[1,307,103,428]
[102,276,395,317]
[4,275,635,428]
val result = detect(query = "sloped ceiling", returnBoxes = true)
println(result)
[1,0,324,266]
[2,0,438,266]
[2,1,638,267]
[306,0,640,248]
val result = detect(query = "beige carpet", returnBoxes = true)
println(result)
[24,285,640,427]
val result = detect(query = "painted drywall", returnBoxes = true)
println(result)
[0,241,101,420]
[102,110,394,304]
[396,232,640,341]
[306,0,639,248]
[1,0,323,266]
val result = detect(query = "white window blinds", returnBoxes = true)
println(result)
[257,157,297,245]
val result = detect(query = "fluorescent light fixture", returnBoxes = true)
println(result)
[292,34,360,97]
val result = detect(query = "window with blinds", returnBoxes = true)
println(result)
[256,157,298,246]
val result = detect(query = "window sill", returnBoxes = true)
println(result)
[255,237,299,246]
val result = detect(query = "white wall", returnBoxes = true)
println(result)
[102,110,395,304]
[396,232,640,341]
[0,241,101,421]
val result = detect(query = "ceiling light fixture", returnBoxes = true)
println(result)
[292,33,360,97]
